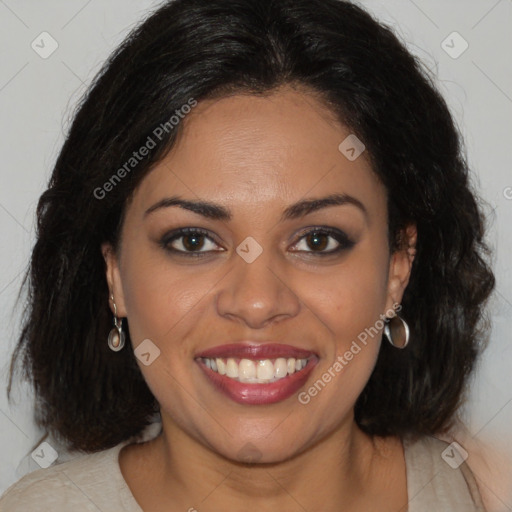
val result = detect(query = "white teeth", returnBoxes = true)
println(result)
[226,358,238,378]
[216,358,226,375]
[257,359,274,380]
[274,358,288,378]
[201,356,308,383]
[239,359,256,380]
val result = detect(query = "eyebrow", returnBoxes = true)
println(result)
[144,193,368,222]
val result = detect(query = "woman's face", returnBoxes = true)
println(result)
[104,86,414,463]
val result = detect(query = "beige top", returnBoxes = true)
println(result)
[0,422,485,511]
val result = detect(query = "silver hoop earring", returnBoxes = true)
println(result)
[384,313,410,349]
[108,294,125,352]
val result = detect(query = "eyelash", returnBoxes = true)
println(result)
[159,226,355,258]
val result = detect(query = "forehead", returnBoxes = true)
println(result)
[129,86,386,220]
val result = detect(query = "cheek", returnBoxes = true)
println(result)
[308,244,390,350]
[296,248,389,423]
[119,240,212,346]
[118,250,213,416]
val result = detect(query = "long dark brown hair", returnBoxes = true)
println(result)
[9,0,495,452]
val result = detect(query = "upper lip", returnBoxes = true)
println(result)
[195,343,316,360]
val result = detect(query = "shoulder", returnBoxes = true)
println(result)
[0,420,161,511]
[0,443,135,512]
[404,435,486,511]
[0,462,86,512]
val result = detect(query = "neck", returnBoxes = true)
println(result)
[145,414,385,511]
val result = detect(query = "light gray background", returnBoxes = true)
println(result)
[0,0,511,506]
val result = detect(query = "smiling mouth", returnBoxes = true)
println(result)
[198,356,310,384]
[194,342,318,404]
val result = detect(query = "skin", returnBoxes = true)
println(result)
[103,85,417,511]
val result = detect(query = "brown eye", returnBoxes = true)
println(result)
[291,227,355,255]
[181,232,206,251]
[305,231,329,251]
[161,228,221,255]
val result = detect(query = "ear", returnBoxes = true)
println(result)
[101,242,128,317]
[384,223,417,311]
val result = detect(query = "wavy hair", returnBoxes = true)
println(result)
[8,0,495,452]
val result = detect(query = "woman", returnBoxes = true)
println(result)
[0,0,495,510]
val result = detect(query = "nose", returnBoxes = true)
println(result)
[215,249,301,329]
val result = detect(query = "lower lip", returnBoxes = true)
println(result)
[196,357,319,405]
